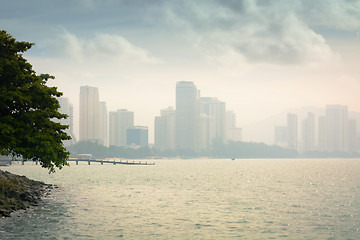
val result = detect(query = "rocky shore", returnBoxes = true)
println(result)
[0,170,53,217]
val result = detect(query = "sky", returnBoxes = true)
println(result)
[1,0,360,143]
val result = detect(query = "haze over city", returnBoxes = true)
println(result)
[1,0,360,143]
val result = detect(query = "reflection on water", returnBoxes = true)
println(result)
[1,159,360,239]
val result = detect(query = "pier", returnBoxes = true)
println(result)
[67,158,155,166]
[0,158,155,166]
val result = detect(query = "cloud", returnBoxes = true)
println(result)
[48,30,161,65]
[231,13,338,64]
[161,0,340,65]
[299,0,360,31]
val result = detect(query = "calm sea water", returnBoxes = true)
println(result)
[1,158,360,239]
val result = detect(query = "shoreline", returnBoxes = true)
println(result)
[0,170,53,217]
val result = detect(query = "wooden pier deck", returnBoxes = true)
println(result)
[67,158,155,165]
[0,158,155,166]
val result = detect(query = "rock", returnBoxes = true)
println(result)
[0,170,54,217]
[0,208,11,217]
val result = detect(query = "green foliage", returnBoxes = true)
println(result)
[68,141,153,159]
[0,30,70,172]
[69,140,297,159]
[69,141,108,158]
[210,139,298,158]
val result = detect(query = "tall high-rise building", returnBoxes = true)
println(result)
[196,114,215,152]
[56,97,76,146]
[198,97,227,143]
[302,112,315,152]
[109,109,134,146]
[109,111,117,146]
[99,101,108,146]
[154,107,175,151]
[79,86,100,142]
[197,96,227,152]
[318,116,326,152]
[325,105,348,152]
[175,81,197,151]
[226,110,242,142]
[287,113,298,150]
[348,119,357,153]
[127,126,148,147]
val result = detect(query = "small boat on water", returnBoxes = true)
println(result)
[231,158,235,161]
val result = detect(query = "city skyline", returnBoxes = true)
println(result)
[64,83,358,153]
[1,1,359,143]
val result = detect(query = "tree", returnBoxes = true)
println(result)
[0,30,70,172]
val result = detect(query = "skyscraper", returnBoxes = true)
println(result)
[127,126,148,147]
[198,97,227,143]
[175,81,197,151]
[325,105,348,152]
[287,113,298,150]
[154,107,175,151]
[226,110,242,142]
[109,109,134,146]
[99,101,108,146]
[79,86,100,142]
[302,112,315,152]
[348,119,357,153]
[56,97,76,146]
[318,116,326,152]
[196,114,215,152]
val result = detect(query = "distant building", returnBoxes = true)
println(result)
[198,97,226,144]
[318,116,326,152]
[99,101,108,146]
[109,109,134,146]
[226,111,241,142]
[79,86,100,143]
[57,97,76,146]
[226,111,236,130]
[175,81,198,151]
[325,105,348,152]
[302,112,315,152]
[348,119,357,153]
[127,126,148,147]
[196,114,215,152]
[287,113,298,150]
[154,107,175,151]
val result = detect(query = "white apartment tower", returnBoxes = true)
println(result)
[79,86,100,142]
[287,113,298,150]
[175,81,198,151]
[196,114,215,152]
[348,119,358,153]
[57,97,76,146]
[302,112,315,152]
[198,97,227,146]
[318,116,326,152]
[99,101,108,147]
[109,109,134,146]
[154,107,176,151]
[325,105,348,152]
[226,110,242,142]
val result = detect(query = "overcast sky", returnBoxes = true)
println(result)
[1,0,360,143]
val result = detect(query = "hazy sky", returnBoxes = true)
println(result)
[1,0,360,143]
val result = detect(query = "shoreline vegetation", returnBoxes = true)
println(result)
[0,170,53,217]
[68,140,360,159]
